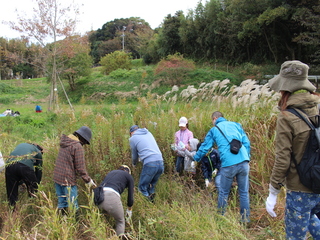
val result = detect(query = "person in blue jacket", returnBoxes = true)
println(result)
[129,125,164,202]
[193,111,251,222]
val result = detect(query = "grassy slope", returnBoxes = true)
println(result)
[0,67,287,239]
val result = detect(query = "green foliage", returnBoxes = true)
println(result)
[99,51,132,75]
[154,53,195,85]
[131,59,144,67]
[88,17,154,63]
[61,52,93,91]
[0,82,22,94]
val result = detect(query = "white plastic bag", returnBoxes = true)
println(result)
[0,151,4,172]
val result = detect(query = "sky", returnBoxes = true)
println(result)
[0,0,202,39]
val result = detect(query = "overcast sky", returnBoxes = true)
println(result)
[0,0,202,39]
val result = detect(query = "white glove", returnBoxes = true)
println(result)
[205,179,210,188]
[265,184,280,217]
[212,169,218,177]
[126,208,132,219]
[191,161,196,169]
[86,179,97,188]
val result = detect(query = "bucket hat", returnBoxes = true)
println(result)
[268,60,316,93]
[75,126,92,144]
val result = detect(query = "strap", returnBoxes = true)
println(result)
[286,107,320,149]
[207,148,214,172]
[215,125,230,144]
[286,108,315,130]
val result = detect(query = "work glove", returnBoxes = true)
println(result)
[205,179,210,188]
[191,161,196,169]
[126,208,132,221]
[86,179,97,188]
[212,169,218,177]
[265,184,280,217]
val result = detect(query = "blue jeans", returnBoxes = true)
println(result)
[285,190,320,240]
[217,161,250,222]
[175,156,184,173]
[215,171,221,193]
[139,161,164,197]
[55,183,79,210]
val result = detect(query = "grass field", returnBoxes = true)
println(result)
[0,69,290,239]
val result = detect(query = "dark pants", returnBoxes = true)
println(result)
[5,162,38,206]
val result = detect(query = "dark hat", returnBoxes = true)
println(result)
[130,125,139,133]
[75,126,92,144]
[268,60,316,93]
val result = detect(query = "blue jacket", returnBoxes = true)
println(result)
[193,117,250,167]
[129,128,163,165]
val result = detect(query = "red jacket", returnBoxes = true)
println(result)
[53,134,91,186]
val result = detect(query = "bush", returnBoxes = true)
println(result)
[99,51,132,75]
[154,53,196,86]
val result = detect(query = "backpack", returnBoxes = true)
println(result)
[286,108,320,193]
[93,186,105,205]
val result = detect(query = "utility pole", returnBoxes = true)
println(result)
[122,26,126,51]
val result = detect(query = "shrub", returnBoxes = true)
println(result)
[99,51,132,75]
[154,53,196,86]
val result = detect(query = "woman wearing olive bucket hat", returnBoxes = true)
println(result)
[265,60,320,239]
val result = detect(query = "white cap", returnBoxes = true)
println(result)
[179,117,188,127]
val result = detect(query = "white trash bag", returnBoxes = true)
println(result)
[0,151,5,172]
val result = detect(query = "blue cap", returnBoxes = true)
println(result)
[130,125,139,133]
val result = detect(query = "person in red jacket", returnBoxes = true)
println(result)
[53,126,96,216]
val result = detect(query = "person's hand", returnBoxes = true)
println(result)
[126,208,132,222]
[266,184,280,217]
[205,179,210,188]
[191,161,196,169]
[86,179,97,188]
[212,169,218,177]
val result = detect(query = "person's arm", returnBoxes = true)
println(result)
[270,115,292,190]
[127,175,134,207]
[239,124,251,156]
[34,152,43,184]
[130,139,139,165]
[194,129,215,162]
[73,144,91,183]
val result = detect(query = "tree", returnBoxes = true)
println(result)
[88,18,153,64]
[56,35,93,91]
[7,0,80,111]
[99,51,132,75]
[157,11,184,57]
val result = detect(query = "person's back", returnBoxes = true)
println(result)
[96,166,134,237]
[129,128,163,165]
[129,125,164,202]
[183,138,199,173]
[193,111,251,223]
[5,143,43,207]
[53,126,95,215]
